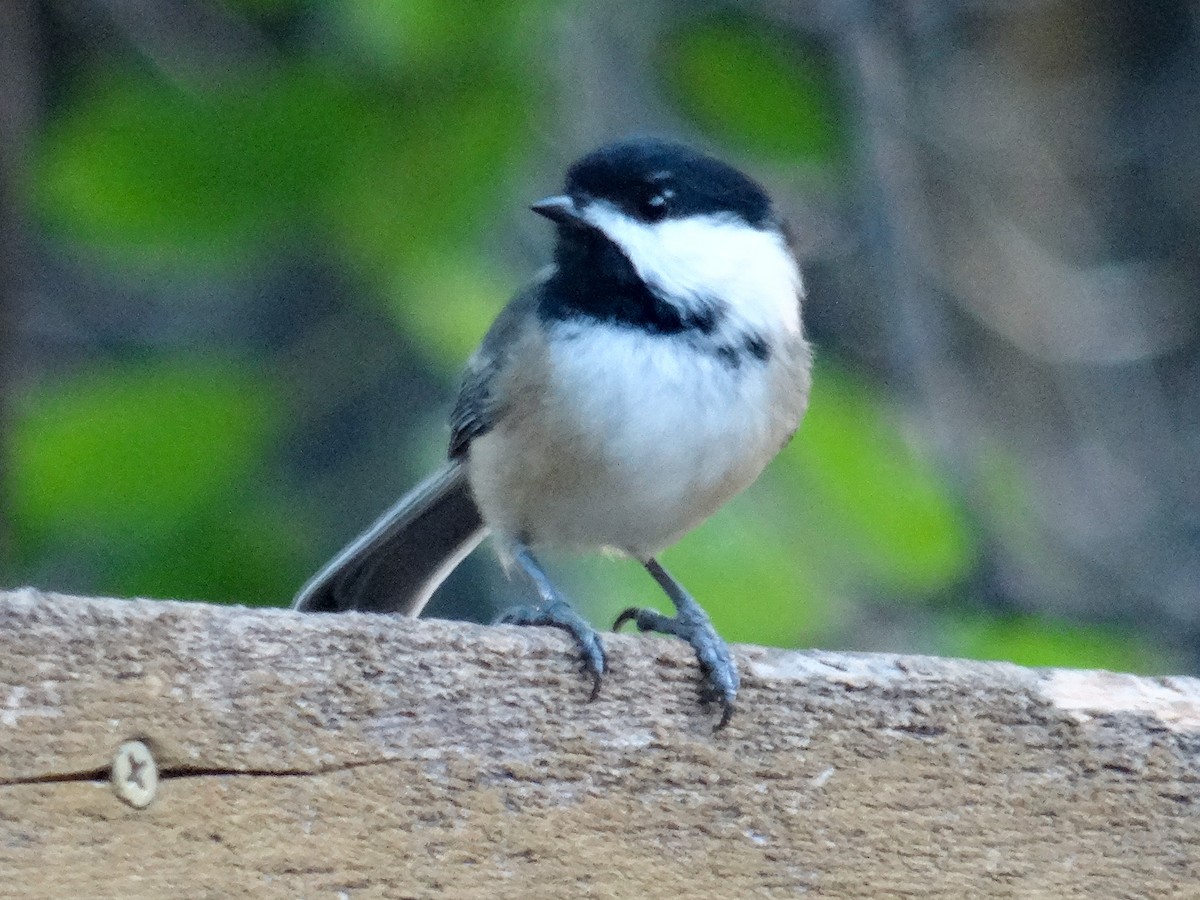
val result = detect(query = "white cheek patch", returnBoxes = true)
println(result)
[582,202,803,338]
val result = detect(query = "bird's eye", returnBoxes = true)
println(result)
[639,187,673,222]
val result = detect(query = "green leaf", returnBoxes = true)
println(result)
[33,67,384,263]
[339,0,547,76]
[660,15,844,165]
[783,362,978,594]
[122,500,316,606]
[328,74,534,280]
[10,360,281,541]
[325,75,537,355]
[393,253,517,365]
[938,612,1175,675]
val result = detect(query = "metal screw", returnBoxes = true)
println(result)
[111,740,157,808]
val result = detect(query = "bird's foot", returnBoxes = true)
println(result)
[613,605,739,729]
[496,599,608,701]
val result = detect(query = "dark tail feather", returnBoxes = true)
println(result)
[293,461,487,615]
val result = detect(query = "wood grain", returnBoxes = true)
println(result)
[1,588,1198,898]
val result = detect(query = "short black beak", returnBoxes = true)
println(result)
[531,195,586,227]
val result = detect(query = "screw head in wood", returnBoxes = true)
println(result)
[111,740,157,808]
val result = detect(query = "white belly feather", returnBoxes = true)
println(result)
[468,322,808,559]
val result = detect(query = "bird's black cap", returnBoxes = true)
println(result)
[561,138,774,229]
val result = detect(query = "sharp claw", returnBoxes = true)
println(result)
[715,701,735,731]
[613,607,638,631]
[496,601,607,701]
[697,682,737,730]
[504,587,739,724]
[580,635,607,701]
[613,606,676,635]
[617,602,739,729]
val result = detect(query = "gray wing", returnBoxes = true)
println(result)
[449,280,542,459]
[293,461,486,615]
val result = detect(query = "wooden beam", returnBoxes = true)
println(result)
[1,588,1198,897]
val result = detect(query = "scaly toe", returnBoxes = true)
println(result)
[613,606,678,635]
[496,601,607,701]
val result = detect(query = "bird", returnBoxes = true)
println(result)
[294,137,813,728]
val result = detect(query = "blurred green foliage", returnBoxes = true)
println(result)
[36,68,369,262]
[938,612,1172,675]
[660,14,844,167]
[784,363,977,594]
[9,360,306,603]
[339,0,542,76]
[5,5,1166,675]
[12,361,278,535]
[35,67,528,275]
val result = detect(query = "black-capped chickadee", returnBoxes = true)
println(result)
[294,138,813,728]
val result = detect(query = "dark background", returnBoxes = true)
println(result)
[2,0,1198,674]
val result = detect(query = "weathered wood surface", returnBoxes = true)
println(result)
[1,588,1198,898]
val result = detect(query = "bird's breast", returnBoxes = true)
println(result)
[467,321,811,557]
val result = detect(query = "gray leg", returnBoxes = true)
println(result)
[614,558,739,729]
[495,544,607,700]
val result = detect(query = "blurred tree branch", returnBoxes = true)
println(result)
[63,0,269,86]
[767,0,1200,653]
